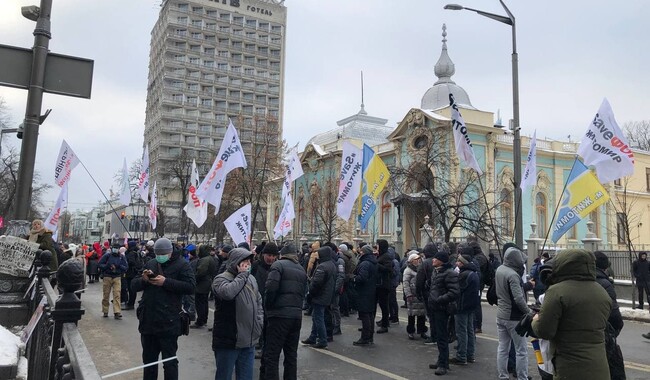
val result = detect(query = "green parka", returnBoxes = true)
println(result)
[531,249,611,380]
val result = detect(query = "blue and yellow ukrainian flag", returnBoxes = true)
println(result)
[358,144,390,229]
[551,159,609,242]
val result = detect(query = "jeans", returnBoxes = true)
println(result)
[389,287,399,321]
[497,318,529,380]
[260,317,301,380]
[454,312,475,361]
[432,310,450,368]
[375,288,390,328]
[141,334,179,380]
[359,311,375,341]
[308,304,327,345]
[195,293,209,326]
[214,347,254,380]
[331,294,341,330]
[102,276,121,314]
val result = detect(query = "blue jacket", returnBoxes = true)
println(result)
[98,252,128,278]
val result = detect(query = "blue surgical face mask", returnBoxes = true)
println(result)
[155,254,170,264]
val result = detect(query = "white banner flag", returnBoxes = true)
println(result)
[449,94,483,175]
[45,183,68,241]
[196,121,247,215]
[336,141,363,220]
[183,159,208,228]
[281,147,304,201]
[577,98,635,183]
[119,158,131,206]
[273,196,295,239]
[54,140,80,188]
[149,181,157,230]
[138,145,150,202]
[224,203,251,246]
[520,130,537,192]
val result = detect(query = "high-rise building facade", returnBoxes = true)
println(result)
[143,0,287,234]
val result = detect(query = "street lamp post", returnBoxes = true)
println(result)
[445,0,523,249]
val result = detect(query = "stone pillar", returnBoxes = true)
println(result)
[526,222,544,270]
[582,219,602,253]
[420,216,433,248]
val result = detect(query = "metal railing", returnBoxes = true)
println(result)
[25,251,101,380]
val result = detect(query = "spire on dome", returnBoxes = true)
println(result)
[358,70,367,115]
[434,24,456,85]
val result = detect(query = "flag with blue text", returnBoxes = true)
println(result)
[358,144,390,229]
[337,141,363,220]
[520,130,537,192]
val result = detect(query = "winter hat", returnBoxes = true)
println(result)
[594,251,609,270]
[376,239,389,255]
[221,244,233,253]
[128,240,138,249]
[541,252,550,260]
[423,243,438,258]
[154,237,173,255]
[185,244,196,252]
[338,244,348,253]
[262,242,279,256]
[433,251,449,263]
[68,244,78,255]
[255,241,267,255]
[146,240,155,247]
[279,243,297,255]
[457,254,470,266]
[460,245,474,257]
[407,251,420,263]
[238,242,251,251]
[360,244,374,256]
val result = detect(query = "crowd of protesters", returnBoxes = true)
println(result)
[19,216,646,379]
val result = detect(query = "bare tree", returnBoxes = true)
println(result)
[307,170,345,242]
[389,127,503,246]
[623,120,650,151]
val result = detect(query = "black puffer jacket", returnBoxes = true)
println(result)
[375,240,393,289]
[264,254,308,319]
[195,247,218,294]
[353,252,378,313]
[595,268,624,334]
[309,247,337,306]
[252,259,273,301]
[428,263,460,312]
[132,252,196,336]
[632,252,649,282]
[415,243,438,304]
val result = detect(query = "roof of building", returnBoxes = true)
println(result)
[421,24,475,111]
[305,104,394,150]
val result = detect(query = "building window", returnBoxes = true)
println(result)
[616,212,627,244]
[413,135,429,150]
[381,192,392,234]
[614,178,621,187]
[500,189,512,237]
[567,225,577,240]
[536,192,547,232]
[646,168,650,192]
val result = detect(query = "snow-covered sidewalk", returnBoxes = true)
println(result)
[0,324,25,380]
[620,306,650,323]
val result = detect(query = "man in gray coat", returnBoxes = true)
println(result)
[212,248,264,380]
[495,246,533,380]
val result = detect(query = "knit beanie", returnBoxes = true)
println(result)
[594,251,609,270]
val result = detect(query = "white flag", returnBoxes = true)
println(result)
[577,98,635,183]
[336,141,364,220]
[449,94,483,175]
[520,130,537,192]
[183,159,208,228]
[138,145,150,202]
[273,196,295,239]
[54,140,80,188]
[281,147,304,201]
[224,203,251,246]
[196,120,247,215]
[119,158,131,206]
[45,183,68,241]
[149,181,157,230]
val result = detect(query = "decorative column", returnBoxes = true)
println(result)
[582,218,602,253]
[525,222,544,269]
[353,228,362,249]
[420,215,433,248]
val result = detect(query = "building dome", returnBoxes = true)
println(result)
[421,24,475,110]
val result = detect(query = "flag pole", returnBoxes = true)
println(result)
[476,173,501,255]
[77,160,132,238]
[539,156,579,252]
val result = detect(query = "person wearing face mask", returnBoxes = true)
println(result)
[132,237,196,380]
[98,244,129,319]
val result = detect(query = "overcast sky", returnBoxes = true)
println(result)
[1,0,649,213]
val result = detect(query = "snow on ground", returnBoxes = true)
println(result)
[0,324,21,367]
[620,307,650,323]
[15,356,27,380]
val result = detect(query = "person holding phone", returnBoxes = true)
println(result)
[132,238,196,380]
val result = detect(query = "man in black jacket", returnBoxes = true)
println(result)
[375,239,394,333]
[416,243,439,344]
[260,244,307,380]
[124,241,143,310]
[132,238,196,380]
[301,246,336,349]
[191,245,218,328]
[427,251,460,376]
[632,251,650,309]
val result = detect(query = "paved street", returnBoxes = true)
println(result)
[78,283,650,379]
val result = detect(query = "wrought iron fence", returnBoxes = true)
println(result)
[25,251,101,380]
